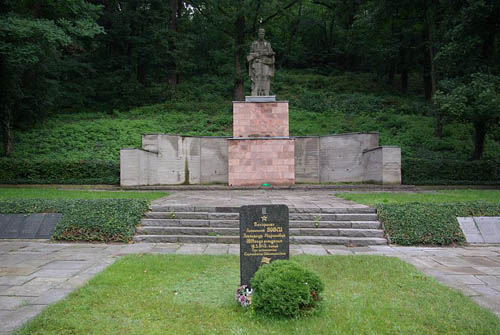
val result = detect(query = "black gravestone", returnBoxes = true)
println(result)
[0,213,61,239]
[240,205,289,287]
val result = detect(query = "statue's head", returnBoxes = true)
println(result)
[258,28,265,41]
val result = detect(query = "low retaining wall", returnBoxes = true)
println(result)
[120,133,401,186]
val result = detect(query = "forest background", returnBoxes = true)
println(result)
[0,0,499,185]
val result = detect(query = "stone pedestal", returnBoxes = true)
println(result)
[228,138,295,186]
[229,100,295,186]
[233,101,289,137]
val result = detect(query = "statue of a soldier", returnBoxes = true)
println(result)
[247,28,275,96]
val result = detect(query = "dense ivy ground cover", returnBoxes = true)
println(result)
[377,202,500,245]
[0,199,149,242]
[3,71,499,184]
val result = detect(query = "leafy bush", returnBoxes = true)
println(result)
[0,199,149,242]
[0,158,119,184]
[377,202,500,245]
[402,158,500,185]
[251,260,324,318]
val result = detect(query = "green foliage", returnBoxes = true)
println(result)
[251,260,324,318]
[0,188,167,200]
[377,202,500,245]
[403,158,500,185]
[0,199,149,242]
[435,73,500,159]
[0,158,119,184]
[335,190,500,206]
[0,70,498,184]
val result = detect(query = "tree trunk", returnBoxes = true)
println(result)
[434,111,443,137]
[387,62,396,85]
[168,0,179,89]
[137,61,147,85]
[399,47,408,93]
[401,69,408,93]
[2,110,12,157]
[233,10,245,101]
[280,3,303,68]
[472,121,487,160]
[423,0,437,101]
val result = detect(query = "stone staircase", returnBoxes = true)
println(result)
[134,205,387,246]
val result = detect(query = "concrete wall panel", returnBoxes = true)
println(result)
[362,146,401,184]
[294,137,319,183]
[201,138,228,184]
[319,133,379,182]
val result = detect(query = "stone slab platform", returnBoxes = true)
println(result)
[458,217,500,244]
[0,214,61,239]
[151,189,369,211]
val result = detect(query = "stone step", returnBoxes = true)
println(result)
[151,205,376,214]
[144,212,378,221]
[140,219,381,229]
[136,226,385,238]
[133,234,387,246]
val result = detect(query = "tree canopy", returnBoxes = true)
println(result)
[1,0,499,159]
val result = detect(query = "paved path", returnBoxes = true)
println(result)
[1,241,500,334]
[152,189,371,210]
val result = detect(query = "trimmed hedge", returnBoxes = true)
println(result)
[0,158,119,184]
[377,202,500,246]
[0,199,149,242]
[251,260,324,318]
[402,158,500,185]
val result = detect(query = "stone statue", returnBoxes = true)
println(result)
[247,28,275,96]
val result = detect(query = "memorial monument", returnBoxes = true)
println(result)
[120,29,402,187]
[227,28,295,186]
[247,28,275,97]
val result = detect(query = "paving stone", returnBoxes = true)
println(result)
[29,288,73,305]
[0,267,37,276]
[301,246,327,255]
[228,245,240,255]
[473,266,500,275]
[440,274,485,285]
[460,256,500,267]
[475,276,500,289]
[0,304,46,332]
[43,260,93,270]
[3,277,66,297]
[0,275,35,286]
[31,268,82,279]
[175,244,207,254]
[0,296,28,310]
[467,284,500,298]
[204,244,228,255]
[431,256,475,267]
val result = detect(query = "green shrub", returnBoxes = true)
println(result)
[0,199,149,242]
[377,202,500,245]
[402,158,500,185]
[250,260,324,318]
[0,159,119,184]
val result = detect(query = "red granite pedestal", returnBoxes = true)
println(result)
[228,101,295,186]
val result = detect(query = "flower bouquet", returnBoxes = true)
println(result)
[235,285,253,307]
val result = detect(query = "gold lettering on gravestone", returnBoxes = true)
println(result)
[243,220,287,257]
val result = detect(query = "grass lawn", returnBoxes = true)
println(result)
[17,255,500,335]
[0,187,167,200]
[336,189,500,206]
